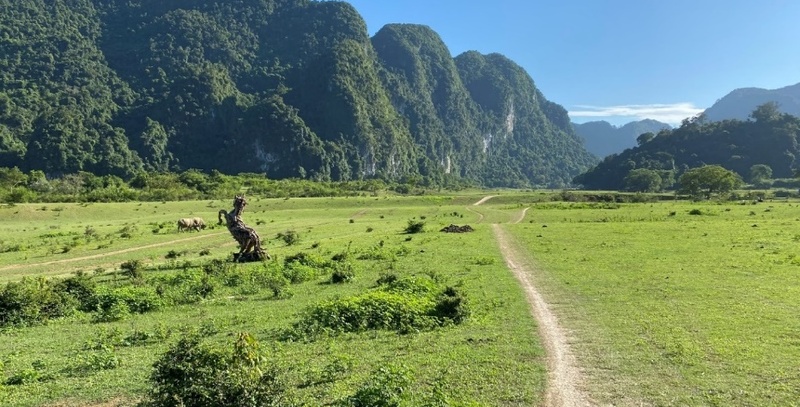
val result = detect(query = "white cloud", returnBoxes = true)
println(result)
[569,103,704,125]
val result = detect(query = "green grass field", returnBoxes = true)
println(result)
[1,193,799,406]
[0,195,544,406]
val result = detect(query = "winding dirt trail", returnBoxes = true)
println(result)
[0,232,227,272]
[472,196,591,406]
[512,207,531,224]
[465,195,496,223]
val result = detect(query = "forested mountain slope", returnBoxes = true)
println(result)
[575,105,800,190]
[0,0,596,187]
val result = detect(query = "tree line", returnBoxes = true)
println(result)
[0,167,467,203]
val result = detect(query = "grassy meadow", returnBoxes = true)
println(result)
[0,193,544,406]
[504,198,800,406]
[1,191,799,406]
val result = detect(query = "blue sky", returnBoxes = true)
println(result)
[344,0,800,126]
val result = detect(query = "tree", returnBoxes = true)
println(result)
[748,164,773,187]
[678,165,743,198]
[636,132,655,146]
[0,167,27,190]
[750,102,781,123]
[623,168,662,192]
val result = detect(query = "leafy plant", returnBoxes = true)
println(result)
[277,230,300,246]
[330,262,356,284]
[404,220,425,234]
[120,259,143,280]
[147,332,287,407]
[344,364,413,407]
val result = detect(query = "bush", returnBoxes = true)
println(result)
[282,263,318,284]
[376,272,399,286]
[433,286,470,325]
[277,230,300,246]
[147,332,287,407]
[90,285,162,319]
[152,270,217,305]
[290,291,436,339]
[120,259,144,280]
[284,251,327,268]
[54,273,97,311]
[330,263,355,284]
[688,209,703,215]
[66,345,121,376]
[0,277,76,327]
[345,364,412,407]
[404,220,425,234]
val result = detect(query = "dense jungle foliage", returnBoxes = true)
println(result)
[0,0,597,188]
[574,103,800,191]
[0,167,438,203]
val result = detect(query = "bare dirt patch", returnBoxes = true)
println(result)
[492,224,593,407]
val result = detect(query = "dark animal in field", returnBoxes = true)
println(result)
[177,217,206,232]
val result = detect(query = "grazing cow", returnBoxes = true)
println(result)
[177,217,206,232]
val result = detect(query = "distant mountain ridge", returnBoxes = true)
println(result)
[0,0,596,188]
[704,82,800,121]
[572,119,672,158]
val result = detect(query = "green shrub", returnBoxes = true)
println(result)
[284,251,327,268]
[147,332,287,407]
[376,272,399,286]
[203,259,235,276]
[357,245,396,261]
[120,259,144,280]
[66,345,120,376]
[291,291,436,339]
[0,277,76,327]
[382,276,438,296]
[277,230,300,245]
[433,286,470,325]
[153,270,217,305]
[688,208,703,215]
[404,220,425,234]
[330,262,355,284]
[54,273,97,311]
[92,298,131,323]
[344,364,412,407]
[90,285,162,319]
[282,263,318,284]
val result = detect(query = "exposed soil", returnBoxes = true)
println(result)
[473,195,591,406]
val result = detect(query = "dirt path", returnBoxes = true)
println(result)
[0,232,228,272]
[471,194,589,405]
[512,207,531,224]
[473,195,497,206]
[492,224,592,407]
[466,195,497,222]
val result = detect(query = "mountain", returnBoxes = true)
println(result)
[704,83,800,121]
[573,119,672,158]
[0,0,596,187]
[574,106,800,191]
